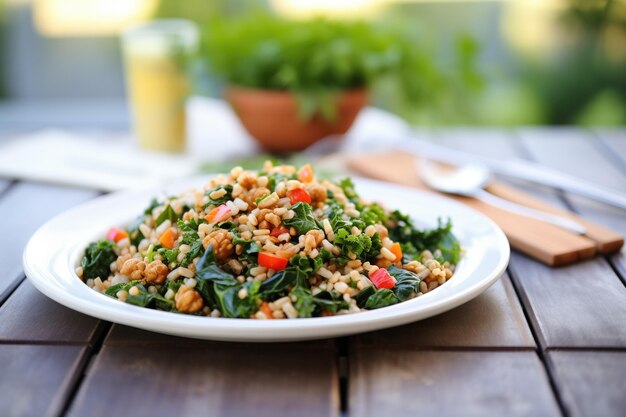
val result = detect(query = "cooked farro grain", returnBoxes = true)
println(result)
[78,162,462,318]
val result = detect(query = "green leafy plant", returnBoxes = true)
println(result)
[202,15,479,121]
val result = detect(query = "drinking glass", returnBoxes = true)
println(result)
[122,19,198,153]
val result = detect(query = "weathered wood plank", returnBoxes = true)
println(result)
[104,323,335,348]
[0,280,102,344]
[0,182,97,301]
[508,252,626,348]
[547,351,626,417]
[437,129,626,348]
[0,344,88,417]
[104,324,208,345]
[354,274,535,349]
[67,344,339,417]
[349,350,561,417]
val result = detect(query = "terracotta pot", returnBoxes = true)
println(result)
[227,87,367,152]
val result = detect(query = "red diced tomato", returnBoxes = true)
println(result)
[370,268,396,289]
[106,227,128,243]
[270,225,290,238]
[287,188,312,205]
[205,204,231,224]
[258,252,289,271]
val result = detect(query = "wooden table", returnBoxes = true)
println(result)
[1,128,625,417]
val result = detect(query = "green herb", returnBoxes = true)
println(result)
[157,247,180,264]
[334,228,374,259]
[283,202,321,234]
[195,245,238,286]
[291,286,316,318]
[434,222,462,264]
[193,278,216,309]
[327,199,350,231]
[218,221,237,231]
[193,246,236,310]
[387,265,421,301]
[105,281,173,311]
[354,285,376,308]
[259,255,312,294]
[81,240,117,280]
[388,214,461,264]
[267,173,295,192]
[205,184,233,206]
[358,203,387,227]
[339,177,358,201]
[178,218,200,244]
[214,280,261,318]
[177,218,204,267]
[313,248,332,272]
[128,215,145,247]
[365,288,400,309]
[399,242,419,262]
[105,280,141,297]
[193,245,263,318]
[368,233,383,259]
[259,266,308,294]
[291,287,350,317]
[155,204,178,227]
[146,244,156,263]
[232,235,261,263]
[126,284,174,311]
[162,279,183,296]
[312,291,350,313]
[255,193,270,205]
[327,198,385,239]
[144,198,160,216]
[181,240,203,267]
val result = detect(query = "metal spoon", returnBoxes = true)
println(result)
[418,160,587,235]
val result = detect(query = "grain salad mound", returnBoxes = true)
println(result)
[77,162,462,319]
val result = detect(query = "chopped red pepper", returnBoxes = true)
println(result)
[288,187,312,205]
[370,268,396,289]
[106,227,128,243]
[270,225,290,238]
[258,252,289,271]
[205,204,231,224]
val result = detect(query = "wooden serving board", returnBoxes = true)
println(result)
[347,151,624,266]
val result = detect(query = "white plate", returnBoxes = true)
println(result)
[23,177,509,342]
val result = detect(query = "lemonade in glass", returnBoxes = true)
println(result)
[122,20,198,153]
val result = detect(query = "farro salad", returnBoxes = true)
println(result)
[77,162,461,319]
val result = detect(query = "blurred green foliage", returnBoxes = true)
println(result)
[522,0,626,125]
[154,0,266,22]
[201,15,481,122]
